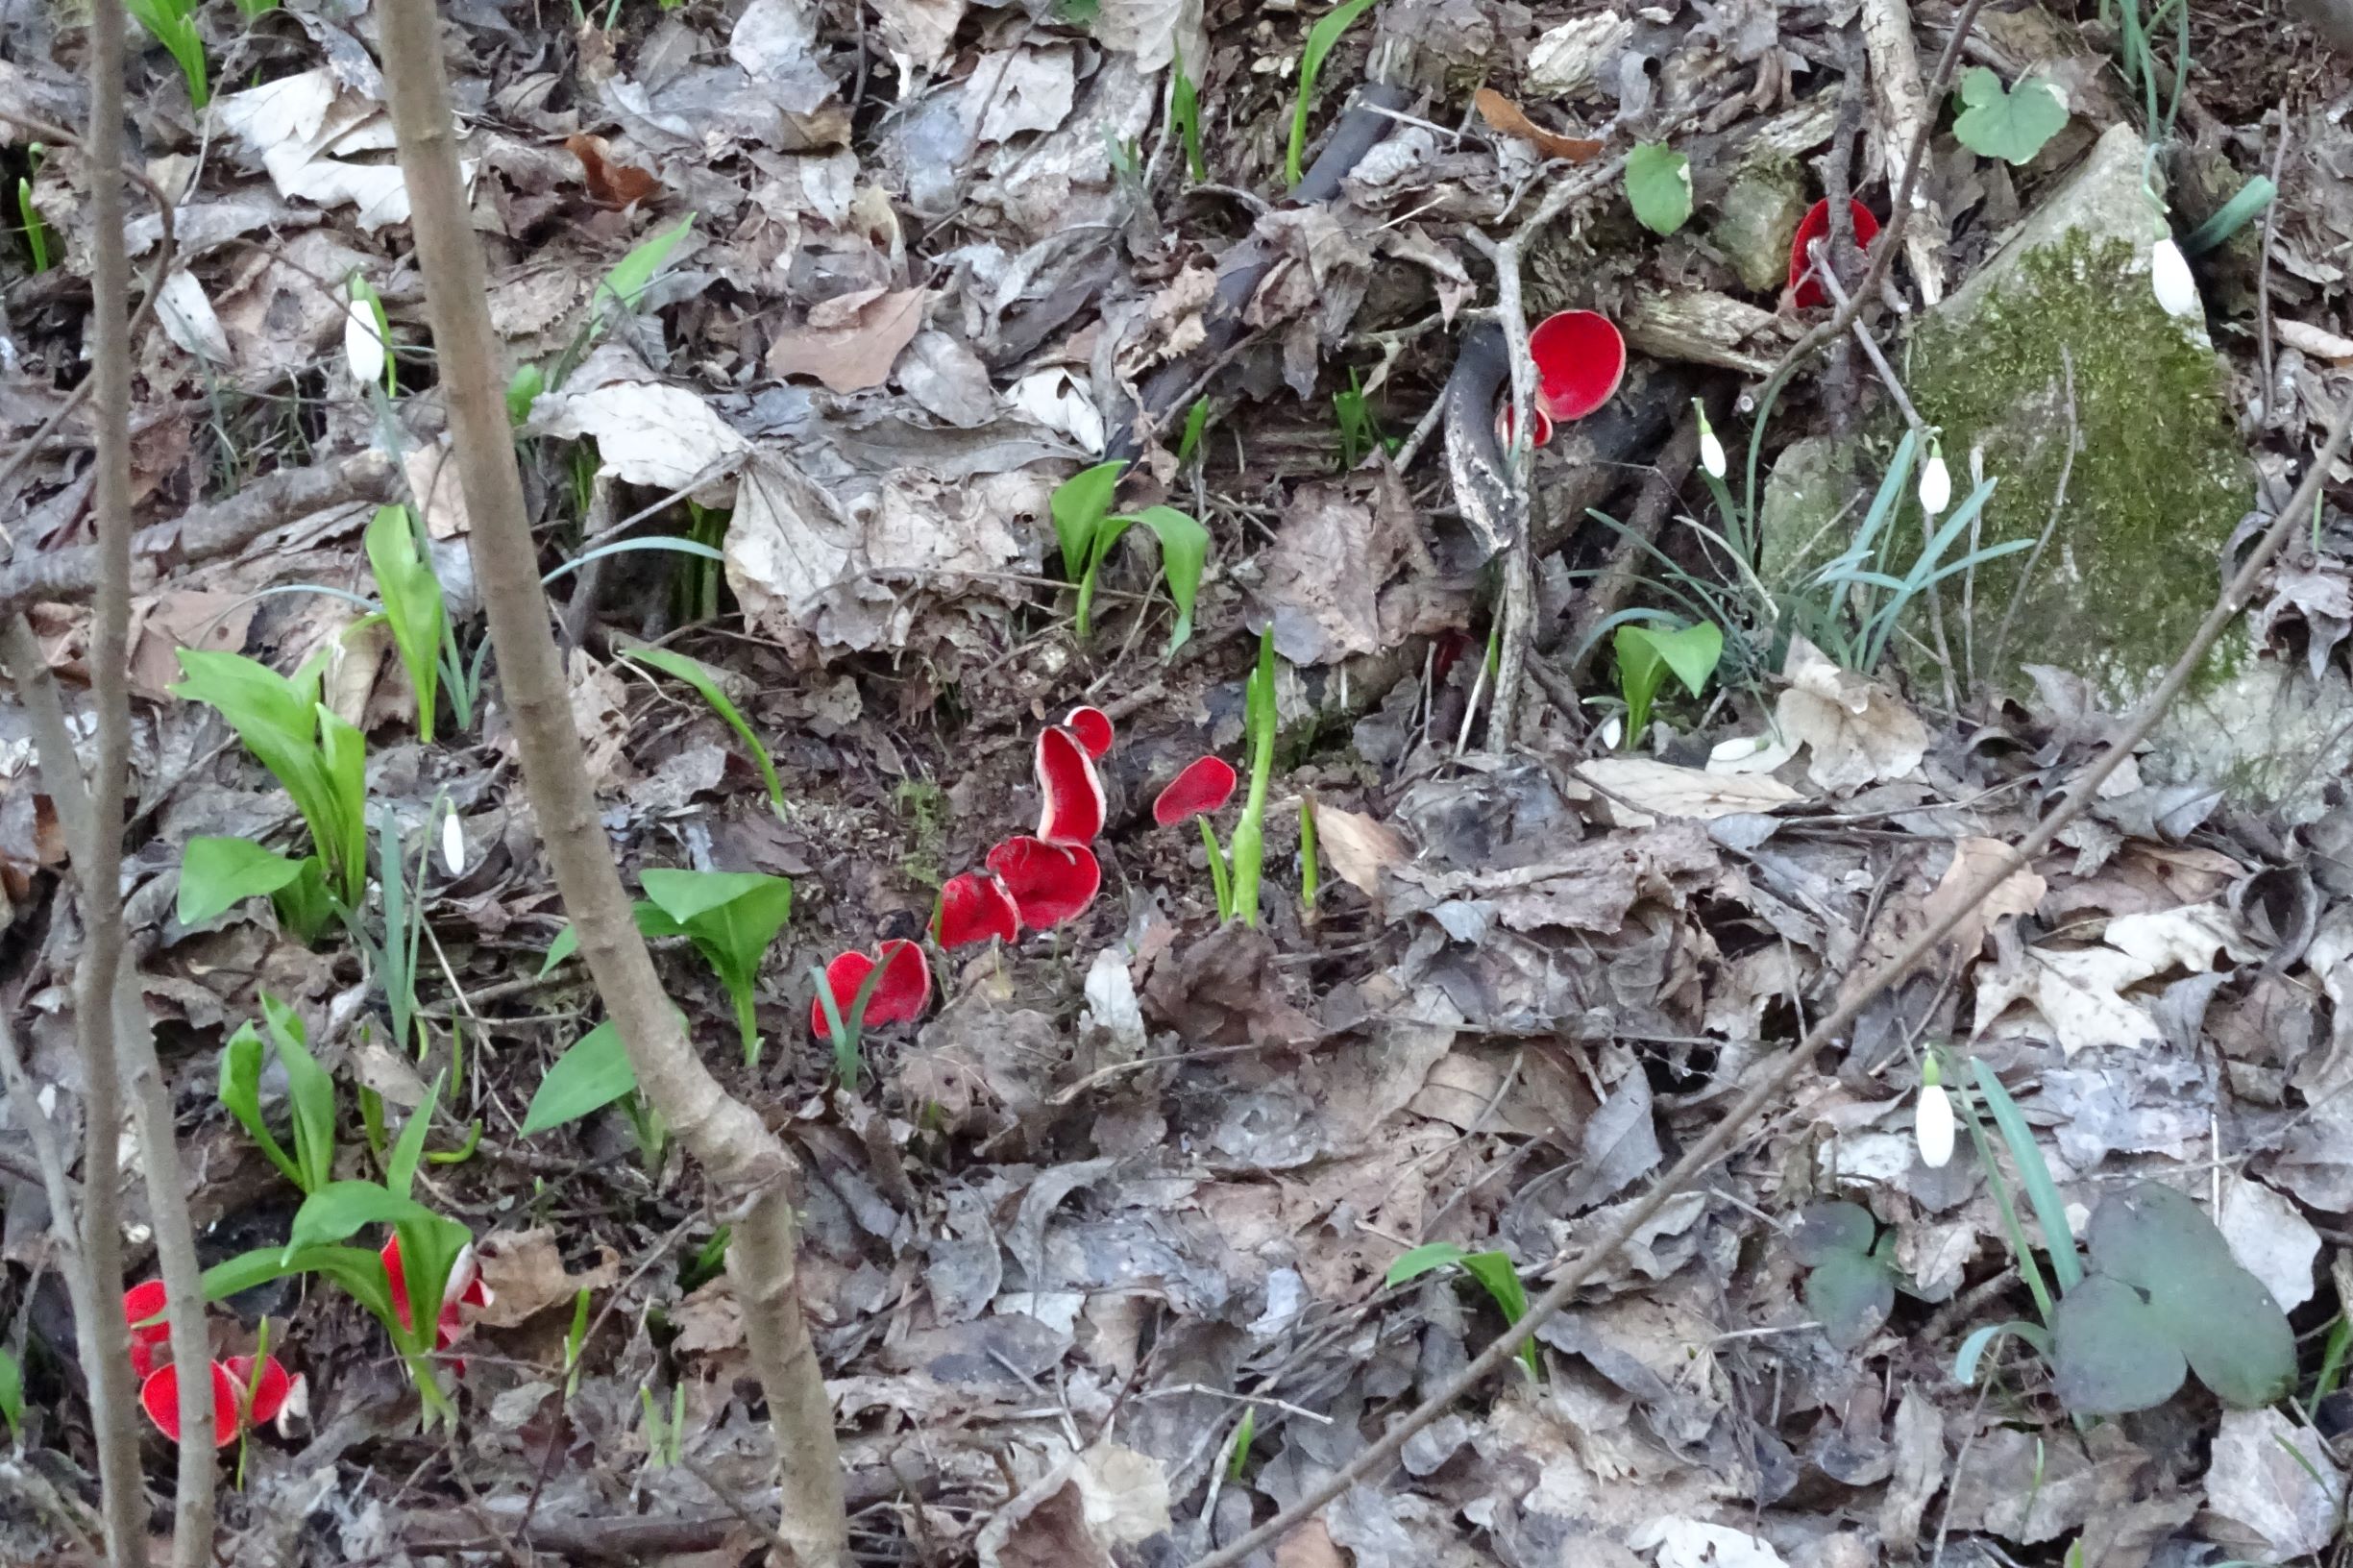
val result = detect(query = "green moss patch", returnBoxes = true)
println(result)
[1905,232,2249,700]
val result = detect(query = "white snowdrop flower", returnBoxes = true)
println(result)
[441,809,465,875]
[1918,440,1950,518]
[2150,237,2199,319]
[1916,1056,1954,1168]
[1597,713,1624,750]
[1694,399,1726,479]
[343,291,386,386]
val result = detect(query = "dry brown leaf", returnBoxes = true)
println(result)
[1473,87,1603,162]
[1777,635,1929,791]
[127,590,255,700]
[1574,757,1802,825]
[766,286,926,393]
[1922,836,2047,958]
[562,133,663,207]
[1311,801,1409,911]
[1272,1519,1348,1568]
[2275,319,2353,361]
[474,1228,623,1329]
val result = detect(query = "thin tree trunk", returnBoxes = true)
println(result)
[3,616,219,1553]
[75,0,159,1556]
[372,4,848,1560]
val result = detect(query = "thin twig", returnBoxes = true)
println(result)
[1184,390,2353,1568]
[2257,104,2291,432]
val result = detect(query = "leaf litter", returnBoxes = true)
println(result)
[7,0,2353,1564]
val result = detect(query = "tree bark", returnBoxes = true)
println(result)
[372,3,847,1560]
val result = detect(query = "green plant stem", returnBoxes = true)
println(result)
[1955,1083,2057,1324]
[375,0,846,1556]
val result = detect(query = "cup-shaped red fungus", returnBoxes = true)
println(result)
[986,836,1101,929]
[1153,756,1239,826]
[140,1360,241,1447]
[1064,705,1115,759]
[223,1353,298,1433]
[1034,724,1106,845]
[936,871,1022,947]
[1788,199,1879,309]
[124,1280,171,1380]
[811,939,933,1039]
[382,1236,492,1352]
[1496,404,1556,451]
[1528,310,1626,422]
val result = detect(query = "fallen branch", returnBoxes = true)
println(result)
[0,453,389,613]
[1185,389,2353,1568]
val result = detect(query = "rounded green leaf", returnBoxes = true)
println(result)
[1951,67,2068,166]
[1803,1251,1894,1350]
[2052,1273,2185,1414]
[1624,142,1693,235]
[1791,1200,1876,1264]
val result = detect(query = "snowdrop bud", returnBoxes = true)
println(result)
[1916,1056,1954,1168]
[441,810,465,875]
[1693,399,1726,479]
[343,292,385,386]
[2150,237,2199,319]
[1918,440,1950,518]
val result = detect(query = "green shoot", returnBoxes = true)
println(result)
[506,363,546,427]
[623,646,786,816]
[1970,1060,2083,1293]
[0,1347,20,1442]
[1612,620,1723,744]
[127,0,208,108]
[1226,1407,1255,1479]
[218,994,338,1195]
[1385,1242,1541,1380]
[562,1287,592,1398]
[171,649,369,905]
[1286,0,1381,189]
[1172,53,1207,183]
[635,870,796,1065]
[639,1384,687,1466]
[1953,1073,2058,1326]
[1225,627,1279,926]
[1298,795,1319,918]
[1333,370,1392,468]
[1049,462,1213,652]
[810,955,895,1090]
[17,147,49,275]
[1176,398,1213,466]
[365,504,447,744]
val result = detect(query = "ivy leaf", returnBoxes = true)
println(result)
[1624,142,1693,235]
[1951,67,2068,165]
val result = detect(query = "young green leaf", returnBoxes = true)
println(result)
[1286,0,1382,188]
[1385,1241,1469,1286]
[0,1346,21,1442]
[1613,620,1723,742]
[1176,399,1213,466]
[598,212,698,316]
[285,1182,454,1255]
[1624,142,1693,235]
[179,838,310,928]
[1122,505,1212,654]
[638,869,795,1064]
[1051,460,1127,582]
[522,1018,640,1135]
[1172,52,1207,183]
[260,993,339,1195]
[126,0,208,108]
[1225,627,1280,927]
[624,646,786,814]
[365,505,447,744]
[172,649,368,903]
[1951,67,2068,166]
[507,363,547,426]
[382,1069,445,1200]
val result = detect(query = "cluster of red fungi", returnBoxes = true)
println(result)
[122,1236,488,1445]
[1511,197,1874,445]
[812,708,1242,1040]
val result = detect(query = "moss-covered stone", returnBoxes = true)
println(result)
[1708,153,1808,297]
[1904,230,2249,700]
